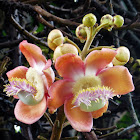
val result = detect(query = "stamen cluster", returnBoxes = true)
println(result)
[72,85,114,107]
[4,77,37,97]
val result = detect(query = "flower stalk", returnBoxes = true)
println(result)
[50,105,66,140]
[80,23,108,60]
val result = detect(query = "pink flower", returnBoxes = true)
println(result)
[47,48,134,132]
[4,40,55,124]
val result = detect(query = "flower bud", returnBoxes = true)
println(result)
[100,14,113,31]
[112,47,130,66]
[76,24,87,42]
[53,43,78,62]
[47,29,64,50]
[113,15,124,28]
[82,13,97,27]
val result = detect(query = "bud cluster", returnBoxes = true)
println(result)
[75,13,124,41]
[100,14,124,31]
[47,29,78,62]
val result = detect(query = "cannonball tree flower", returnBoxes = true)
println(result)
[4,41,55,124]
[47,48,134,132]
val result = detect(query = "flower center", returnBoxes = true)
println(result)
[72,85,114,112]
[72,75,101,95]
[4,67,44,105]
[4,77,37,96]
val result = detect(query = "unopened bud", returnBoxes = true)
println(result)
[112,47,130,66]
[82,13,97,27]
[53,43,78,62]
[76,24,87,42]
[100,14,113,31]
[113,15,124,28]
[47,29,64,51]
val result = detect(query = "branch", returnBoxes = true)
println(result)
[83,131,98,140]
[44,112,54,128]
[0,57,10,77]
[72,0,91,14]
[10,15,48,47]
[36,15,80,42]
[116,22,140,31]
[0,38,23,49]
[98,128,124,139]
[113,2,137,18]
[34,6,80,27]
[50,105,65,140]
[0,0,38,16]
[118,93,140,136]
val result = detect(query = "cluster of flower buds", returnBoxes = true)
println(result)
[47,29,78,62]
[100,14,124,31]
[75,13,124,41]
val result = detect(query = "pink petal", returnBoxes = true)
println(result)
[43,67,55,89]
[6,66,28,79]
[98,66,134,95]
[64,98,93,132]
[43,59,52,70]
[85,48,117,75]
[55,53,85,81]
[14,96,47,124]
[19,40,47,69]
[47,80,73,114]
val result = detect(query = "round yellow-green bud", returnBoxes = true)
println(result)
[113,15,124,28]
[112,46,130,66]
[76,24,87,41]
[47,29,64,51]
[82,13,97,27]
[100,14,113,31]
[53,43,78,62]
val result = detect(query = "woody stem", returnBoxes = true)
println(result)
[50,105,65,140]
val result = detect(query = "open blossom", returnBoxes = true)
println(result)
[4,41,55,124]
[47,48,134,132]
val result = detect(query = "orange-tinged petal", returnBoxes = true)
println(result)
[98,66,134,95]
[43,67,55,89]
[14,96,47,124]
[64,98,93,132]
[85,48,116,75]
[6,66,28,79]
[55,54,85,81]
[6,66,27,99]
[47,80,73,113]
[19,40,47,69]
[92,101,108,119]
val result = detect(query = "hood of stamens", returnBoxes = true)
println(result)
[3,77,43,105]
[4,77,37,96]
[72,85,114,112]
